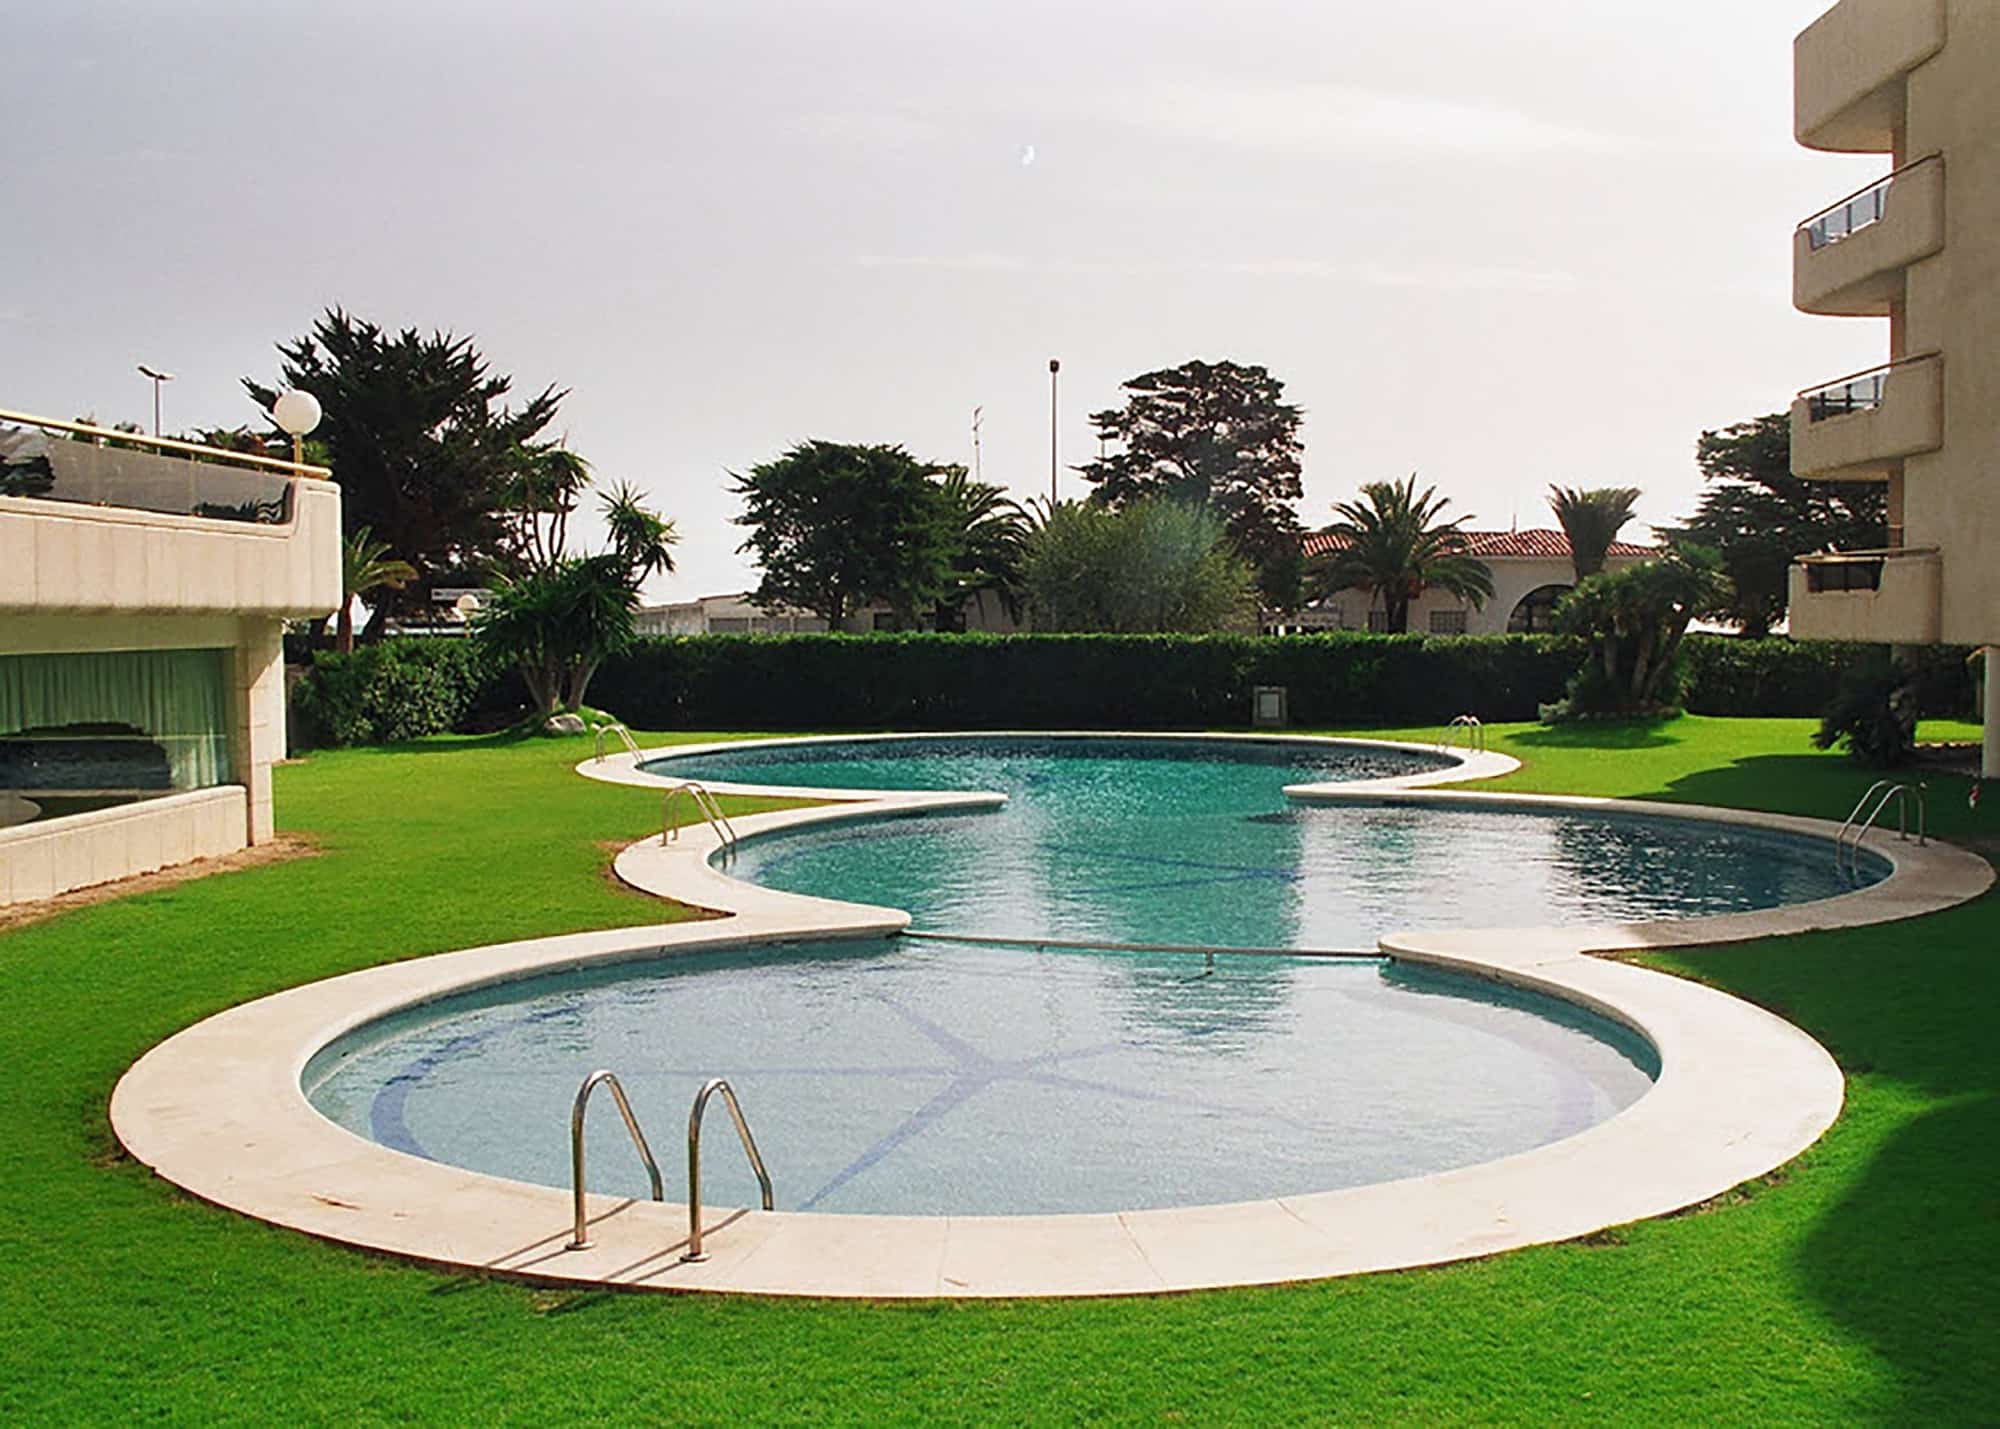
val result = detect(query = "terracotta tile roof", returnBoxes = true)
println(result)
[1300,527,1656,560]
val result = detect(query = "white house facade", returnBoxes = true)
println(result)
[1291,528,1655,635]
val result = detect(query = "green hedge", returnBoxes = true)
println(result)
[1682,638,1976,718]
[589,633,1585,729]
[287,632,1972,746]
[290,639,518,748]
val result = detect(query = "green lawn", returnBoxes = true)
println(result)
[1,718,1994,1424]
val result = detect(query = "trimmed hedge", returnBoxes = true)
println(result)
[290,639,519,748]
[286,632,1976,746]
[589,633,1585,729]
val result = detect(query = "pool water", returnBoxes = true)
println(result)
[650,736,1880,948]
[304,736,1876,1216]
[306,939,1660,1216]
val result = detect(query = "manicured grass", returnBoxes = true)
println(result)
[1,718,1995,1423]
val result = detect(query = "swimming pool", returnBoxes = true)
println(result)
[301,735,1877,1219]
[645,735,1882,948]
[305,938,1657,1216]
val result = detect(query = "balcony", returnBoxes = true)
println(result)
[1794,156,1944,315]
[1790,354,1942,481]
[1795,0,1945,153]
[1788,547,1941,644]
[0,410,341,617]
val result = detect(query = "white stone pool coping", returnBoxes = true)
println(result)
[110,733,1992,1299]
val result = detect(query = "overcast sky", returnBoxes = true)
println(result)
[4,0,1883,602]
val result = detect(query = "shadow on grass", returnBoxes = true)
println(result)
[1507,719,1685,752]
[1666,874,2000,1418]
[1796,1092,2000,1417]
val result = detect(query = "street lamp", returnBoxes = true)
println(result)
[1047,358,1060,504]
[272,389,323,469]
[136,364,174,436]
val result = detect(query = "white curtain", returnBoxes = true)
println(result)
[0,649,232,789]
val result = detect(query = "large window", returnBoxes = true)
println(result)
[1507,584,1573,634]
[0,649,233,829]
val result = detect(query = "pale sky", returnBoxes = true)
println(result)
[4,0,1885,602]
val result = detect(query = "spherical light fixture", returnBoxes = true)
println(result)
[272,389,322,437]
[272,389,323,471]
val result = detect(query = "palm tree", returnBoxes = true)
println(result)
[1547,485,1642,582]
[1312,475,1493,633]
[338,526,416,652]
[933,469,1030,628]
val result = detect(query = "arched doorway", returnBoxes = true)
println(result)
[1507,583,1572,633]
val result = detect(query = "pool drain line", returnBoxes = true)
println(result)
[898,929,1382,961]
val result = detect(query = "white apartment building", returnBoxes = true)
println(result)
[0,412,341,905]
[1785,0,2000,774]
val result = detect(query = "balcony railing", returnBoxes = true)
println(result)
[1803,173,1893,251]
[0,408,328,525]
[1802,364,1893,422]
[1789,546,1942,643]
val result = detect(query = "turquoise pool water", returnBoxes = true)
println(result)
[303,736,1875,1215]
[306,939,1660,1216]
[648,736,1880,948]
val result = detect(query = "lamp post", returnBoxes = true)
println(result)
[1047,358,1060,504]
[272,389,323,470]
[137,364,174,436]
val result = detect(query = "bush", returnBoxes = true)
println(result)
[590,633,1585,730]
[290,639,519,748]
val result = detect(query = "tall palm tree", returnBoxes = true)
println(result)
[1548,485,1642,582]
[1312,475,1493,633]
[933,469,1030,628]
[338,526,416,652]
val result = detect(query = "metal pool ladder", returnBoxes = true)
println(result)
[564,1071,775,1260]
[1835,779,1926,880]
[593,722,643,762]
[663,780,738,854]
[567,1070,665,1250]
[1438,713,1485,755]
[682,1078,774,1262]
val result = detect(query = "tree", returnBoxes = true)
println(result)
[1549,545,1731,717]
[1021,499,1253,634]
[732,441,958,629]
[1079,360,1304,608]
[932,469,1030,630]
[1308,475,1494,633]
[337,527,417,653]
[1668,413,1885,638]
[475,483,677,717]
[245,308,566,629]
[1547,485,1642,581]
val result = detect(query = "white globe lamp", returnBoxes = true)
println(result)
[272,389,323,468]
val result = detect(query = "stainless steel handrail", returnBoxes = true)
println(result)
[1437,713,1485,755]
[0,405,332,478]
[1836,780,1926,880]
[566,1069,665,1250]
[1796,351,1941,402]
[682,1077,774,1262]
[663,780,738,852]
[593,722,642,763]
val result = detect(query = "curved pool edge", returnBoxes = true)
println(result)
[108,734,1991,1299]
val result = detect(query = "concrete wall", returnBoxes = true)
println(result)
[1900,0,2000,648]
[0,786,246,907]
[1795,0,1944,152]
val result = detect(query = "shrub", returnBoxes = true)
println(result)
[290,639,517,748]
[590,632,1584,730]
